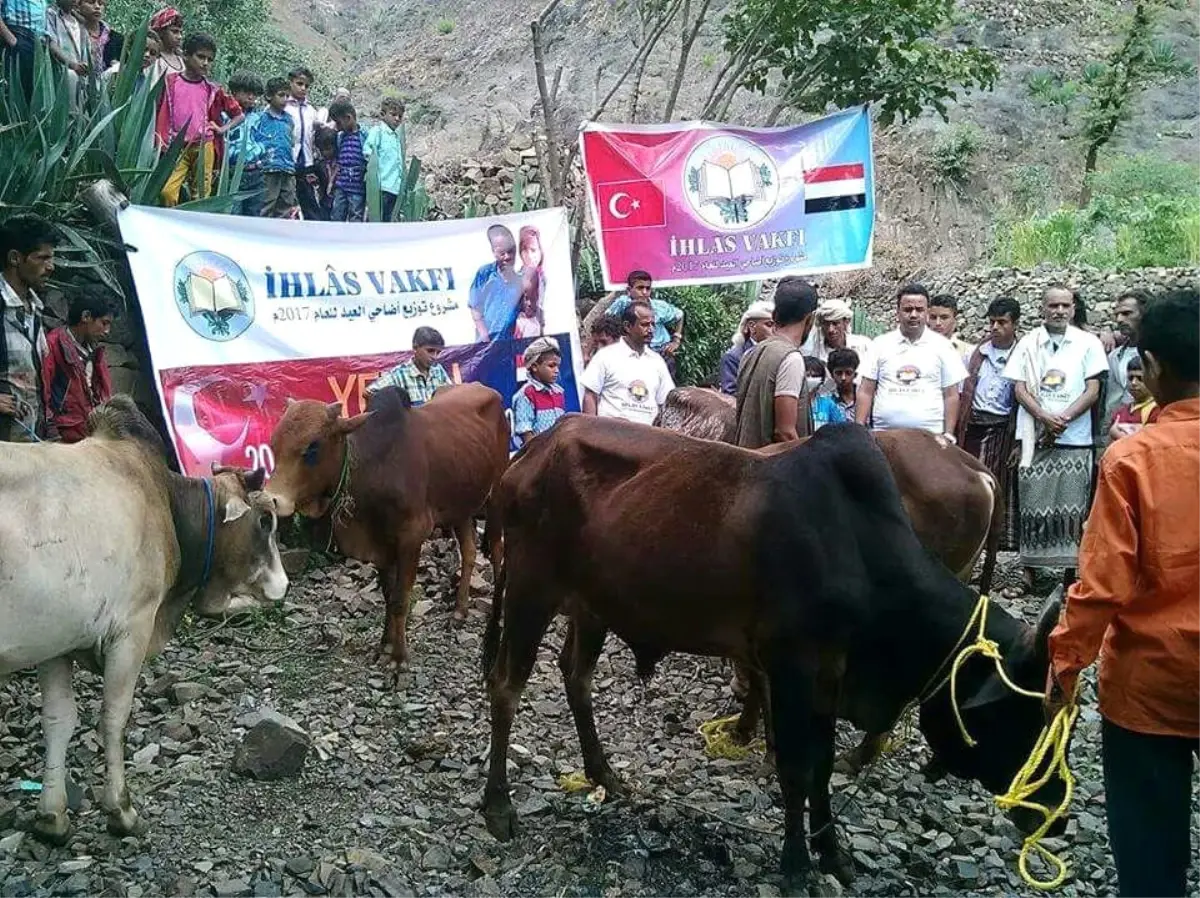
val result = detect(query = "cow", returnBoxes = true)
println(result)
[653,387,736,443]
[264,384,509,673]
[480,417,1063,892]
[0,396,288,843]
[655,387,1003,594]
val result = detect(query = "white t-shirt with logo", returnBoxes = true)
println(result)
[857,328,968,433]
[1003,325,1108,447]
[581,339,675,426]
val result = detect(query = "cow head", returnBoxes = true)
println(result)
[195,467,289,610]
[265,399,369,518]
[918,592,1066,837]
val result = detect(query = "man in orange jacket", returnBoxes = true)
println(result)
[1044,287,1199,897]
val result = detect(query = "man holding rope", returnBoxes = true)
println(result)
[1044,288,1198,898]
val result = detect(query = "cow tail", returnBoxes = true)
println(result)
[480,494,505,681]
[979,471,1004,598]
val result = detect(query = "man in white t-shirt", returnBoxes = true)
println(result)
[854,284,967,437]
[1004,285,1108,584]
[581,301,674,426]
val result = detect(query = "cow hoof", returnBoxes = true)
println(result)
[31,812,71,845]
[106,808,146,838]
[779,871,812,898]
[483,803,518,842]
[818,847,856,886]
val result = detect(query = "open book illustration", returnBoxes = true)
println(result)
[697,160,766,204]
[186,273,245,317]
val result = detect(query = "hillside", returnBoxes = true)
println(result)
[268,0,1199,269]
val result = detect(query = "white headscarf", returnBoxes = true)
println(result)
[816,298,853,322]
[731,300,775,350]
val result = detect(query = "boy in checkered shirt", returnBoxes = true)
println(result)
[511,336,565,446]
[368,326,450,407]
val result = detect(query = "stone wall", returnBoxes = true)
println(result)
[827,265,1200,339]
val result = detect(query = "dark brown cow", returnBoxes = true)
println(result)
[480,416,1061,891]
[656,389,1002,594]
[265,384,509,671]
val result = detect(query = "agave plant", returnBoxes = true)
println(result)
[0,26,246,297]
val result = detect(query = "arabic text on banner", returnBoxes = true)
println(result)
[117,207,583,476]
[580,106,875,289]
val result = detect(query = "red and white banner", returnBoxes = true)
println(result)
[117,207,583,475]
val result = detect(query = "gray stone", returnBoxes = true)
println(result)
[0,831,25,855]
[232,718,311,780]
[172,682,208,705]
[252,880,282,898]
[420,844,453,871]
[212,879,253,897]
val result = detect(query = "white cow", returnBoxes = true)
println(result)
[0,396,288,842]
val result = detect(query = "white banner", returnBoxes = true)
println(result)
[116,207,583,474]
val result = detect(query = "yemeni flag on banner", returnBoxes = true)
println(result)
[580,106,875,289]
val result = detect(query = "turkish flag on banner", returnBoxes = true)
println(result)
[595,180,667,230]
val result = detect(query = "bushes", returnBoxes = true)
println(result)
[991,155,1200,269]
[657,285,753,387]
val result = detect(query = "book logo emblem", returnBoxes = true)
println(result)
[173,251,255,342]
[683,135,779,231]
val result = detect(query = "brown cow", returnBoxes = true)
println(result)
[265,384,509,672]
[480,416,1062,891]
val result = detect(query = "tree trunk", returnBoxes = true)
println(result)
[663,0,712,120]
[1079,141,1100,206]
[531,18,561,206]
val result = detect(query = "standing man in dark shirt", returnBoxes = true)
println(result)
[734,278,818,449]
[0,214,56,443]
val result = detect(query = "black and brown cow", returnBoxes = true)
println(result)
[480,417,1061,892]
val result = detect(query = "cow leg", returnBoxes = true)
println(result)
[834,731,885,775]
[810,712,856,886]
[767,657,817,893]
[558,617,622,794]
[100,633,150,836]
[734,665,773,750]
[451,518,477,626]
[32,657,77,844]
[381,540,423,675]
[482,579,556,843]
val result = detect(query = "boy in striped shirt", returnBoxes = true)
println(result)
[328,99,366,222]
[511,337,565,446]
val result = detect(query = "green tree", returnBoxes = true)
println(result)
[1027,1,1194,204]
[707,0,999,124]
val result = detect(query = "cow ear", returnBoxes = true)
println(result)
[223,496,251,523]
[335,412,371,433]
[244,467,267,493]
[286,397,297,407]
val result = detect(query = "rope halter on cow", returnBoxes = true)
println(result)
[199,477,216,588]
[944,594,1079,892]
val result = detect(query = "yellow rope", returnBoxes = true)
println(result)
[943,593,1079,891]
[994,701,1079,891]
[556,770,592,792]
[697,714,766,760]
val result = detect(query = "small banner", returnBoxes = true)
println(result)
[580,106,875,288]
[117,207,583,476]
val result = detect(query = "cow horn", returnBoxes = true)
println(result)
[1032,584,1064,665]
[285,397,297,407]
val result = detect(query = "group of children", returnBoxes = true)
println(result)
[142,9,406,220]
[367,327,566,447]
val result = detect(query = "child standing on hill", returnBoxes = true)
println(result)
[75,0,109,72]
[368,326,451,407]
[148,5,183,79]
[328,99,366,222]
[314,128,338,219]
[45,0,89,107]
[155,33,242,207]
[363,96,405,221]
[511,337,565,446]
[225,71,264,216]
[252,77,297,218]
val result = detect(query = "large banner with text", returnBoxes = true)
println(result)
[580,106,874,288]
[118,206,583,476]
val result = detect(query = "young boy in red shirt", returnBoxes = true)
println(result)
[155,32,242,206]
[42,286,115,443]
[1045,288,1198,897]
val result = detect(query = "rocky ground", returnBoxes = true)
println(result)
[1,544,1197,898]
